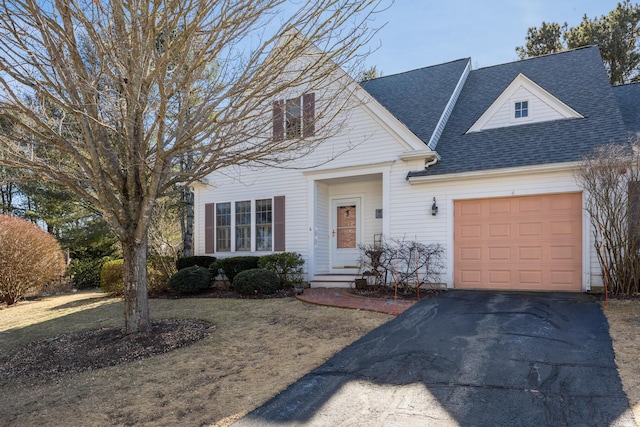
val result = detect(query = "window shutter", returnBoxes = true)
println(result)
[273,100,285,141]
[273,196,285,251]
[205,203,215,254]
[303,93,315,137]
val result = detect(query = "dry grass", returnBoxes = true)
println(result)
[602,299,640,426]
[0,291,391,426]
[0,292,638,427]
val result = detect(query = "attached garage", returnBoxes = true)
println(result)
[454,193,582,291]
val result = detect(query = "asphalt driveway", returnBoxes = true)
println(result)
[234,291,636,426]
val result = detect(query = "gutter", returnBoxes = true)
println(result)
[406,161,579,184]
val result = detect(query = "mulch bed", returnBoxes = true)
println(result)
[0,319,213,384]
[349,286,442,301]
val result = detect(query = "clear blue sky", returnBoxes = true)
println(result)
[365,1,621,76]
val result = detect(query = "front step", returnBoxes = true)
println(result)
[309,273,359,289]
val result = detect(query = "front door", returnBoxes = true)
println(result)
[331,198,361,272]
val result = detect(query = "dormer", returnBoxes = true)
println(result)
[467,73,583,133]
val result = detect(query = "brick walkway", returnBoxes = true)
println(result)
[296,287,416,315]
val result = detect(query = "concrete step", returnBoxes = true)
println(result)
[309,274,358,289]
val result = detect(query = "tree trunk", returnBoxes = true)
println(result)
[122,234,151,334]
[181,186,194,257]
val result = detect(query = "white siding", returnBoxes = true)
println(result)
[314,182,330,273]
[481,86,572,131]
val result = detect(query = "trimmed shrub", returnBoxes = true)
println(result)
[100,259,125,295]
[99,259,167,297]
[259,252,305,288]
[218,256,260,284]
[0,215,67,305]
[168,266,211,294]
[208,259,221,277]
[147,265,169,296]
[232,268,280,296]
[175,256,217,271]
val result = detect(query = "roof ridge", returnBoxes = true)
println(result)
[364,58,470,82]
[474,45,599,72]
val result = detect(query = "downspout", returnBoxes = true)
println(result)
[425,156,438,168]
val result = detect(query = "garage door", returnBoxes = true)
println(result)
[454,193,582,291]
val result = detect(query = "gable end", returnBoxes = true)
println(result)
[467,73,583,133]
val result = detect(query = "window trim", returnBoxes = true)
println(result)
[207,196,285,254]
[273,93,315,141]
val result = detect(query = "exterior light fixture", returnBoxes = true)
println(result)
[431,197,438,216]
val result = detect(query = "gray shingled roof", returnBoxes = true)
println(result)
[613,82,640,138]
[360,58,469,145]
[364,46,629,178]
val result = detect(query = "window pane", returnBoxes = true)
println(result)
[515,101,528,119]
[236,201,251,251]
[216,203,231,252]
[337,205,356,249]
[256,199,272,251]
[286,97,301,138]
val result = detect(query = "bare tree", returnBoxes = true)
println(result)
[0,0,382,333]
[575,143,640,296]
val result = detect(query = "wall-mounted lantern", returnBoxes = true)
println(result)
[431,197,438,216]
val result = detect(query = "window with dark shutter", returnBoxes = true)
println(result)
[273,195,285,251]
[205,203,215,254]
[273,93,315,140]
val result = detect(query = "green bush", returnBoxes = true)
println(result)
[208,259,221,277]
[100,259,125,295]
[99,259,167,296]
[218,256,260,284]
[259,252,305,288]
[168,266,211,294]
[232,268,280,296]
[176,256,217,271]
[68,256,111,289]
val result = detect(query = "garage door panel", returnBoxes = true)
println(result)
[519,270,543,284]
[519,222,543,237]
[488,223,510,237]
[519,246,542,260]
[460,269,482,284]
[550,246,577,260]
[460,247,481,261]
[489,247,510,260]
[488,270,511,284]
[454,193,582,291]
[489,199,511,214]
[461,224,482,238]
[518,197,543,213]
[550,220,578,236]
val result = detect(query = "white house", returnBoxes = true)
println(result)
[192,43,639,292]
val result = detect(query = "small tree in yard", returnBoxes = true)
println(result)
[575,143,640,296]
[0,0,383,333]
[0,215,66,305]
